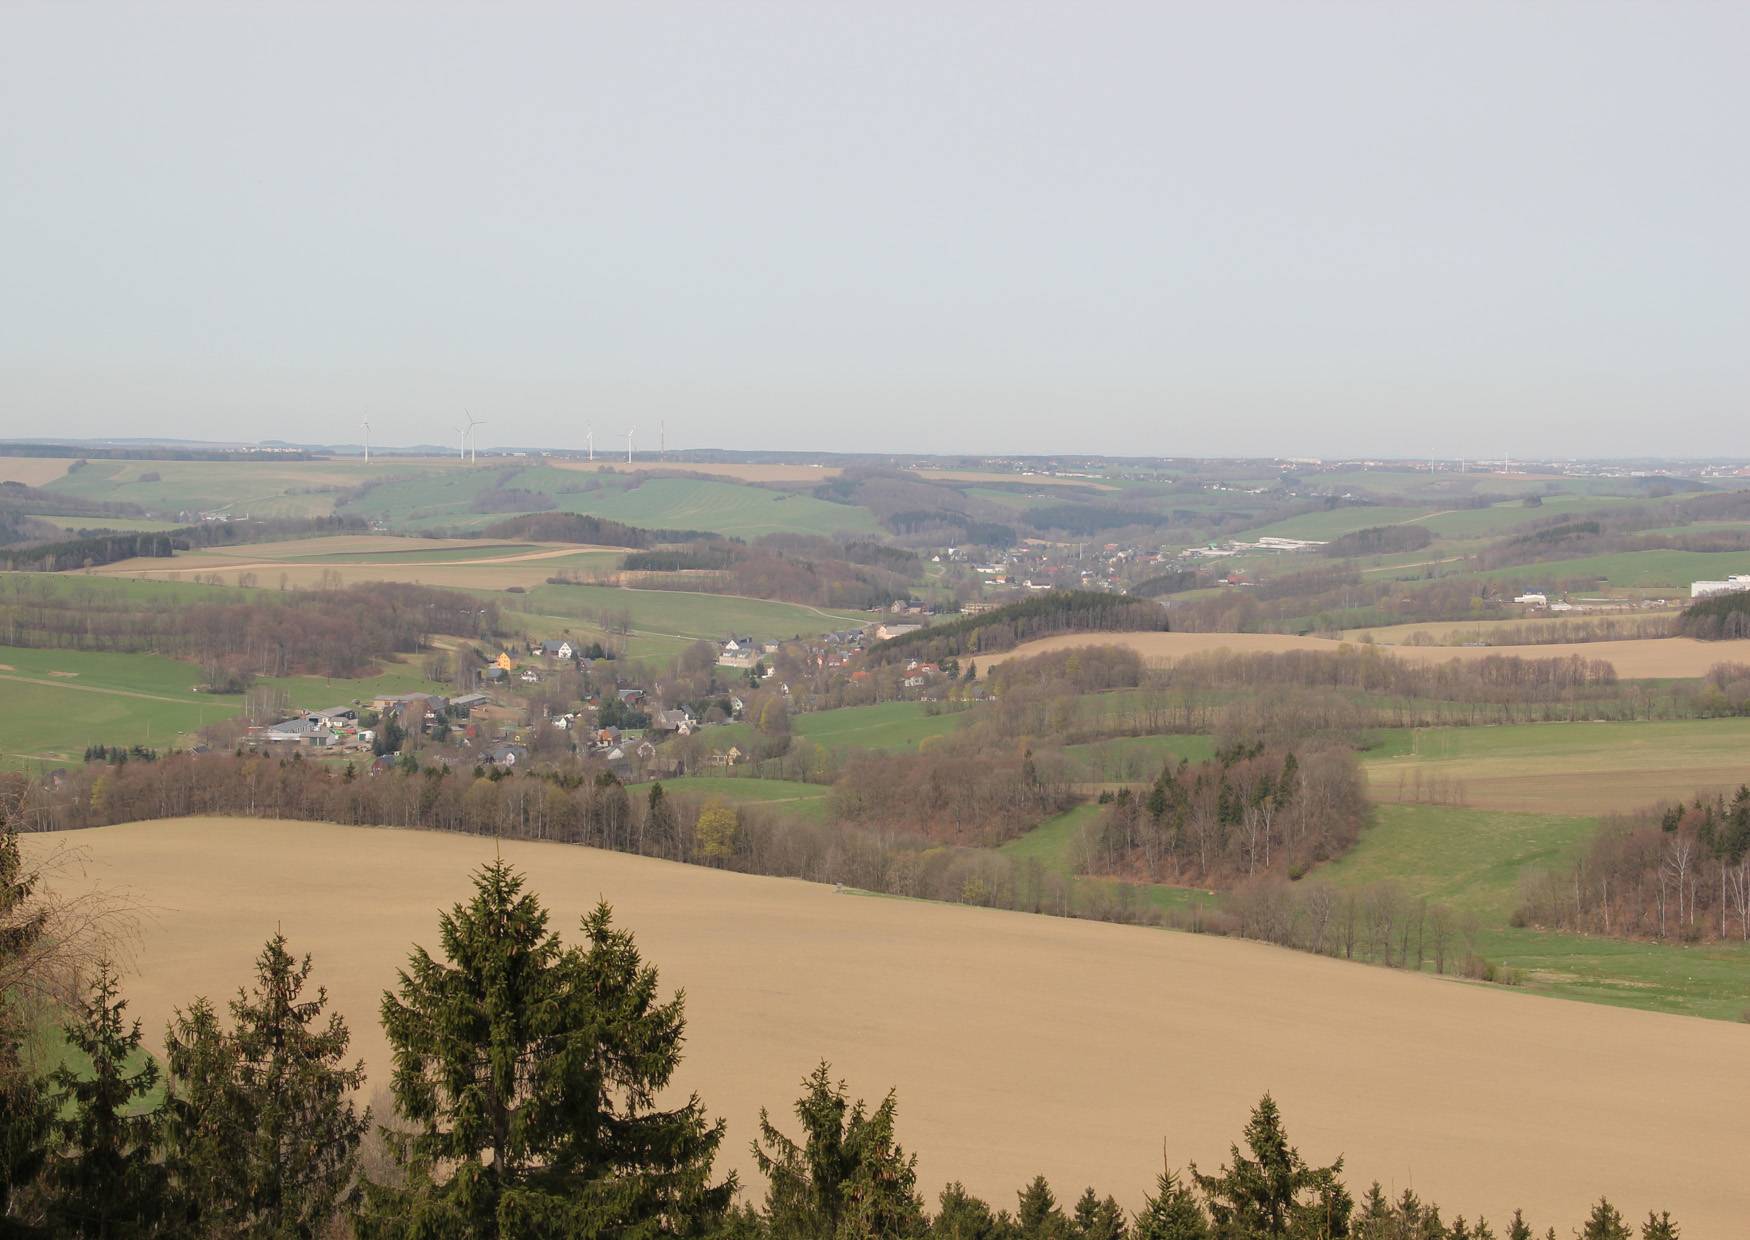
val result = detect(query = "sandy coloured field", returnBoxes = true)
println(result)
[1342,612,1681,645]
[0,456,78,486]
[548,459,845,483]
[82,535,627,591]
[979,630,1750,679]
[28,818,1749,1231]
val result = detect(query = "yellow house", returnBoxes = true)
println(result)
[496,651,516,671]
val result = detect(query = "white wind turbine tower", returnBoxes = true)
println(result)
[361,418,371,465]
[455,419,468,461]
[586,427,594,462]
[465,413,485,464]
[626,427,634,464]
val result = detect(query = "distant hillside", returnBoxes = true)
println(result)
[478,512,713,547]
[0,515,370,572]
[866,591,1168,664]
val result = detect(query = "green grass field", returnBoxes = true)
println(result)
[1058,734,1216,782]
[0,644,448,766]
[522,583,874,641]
[1475,548,1750,589]
[346,466,881,539]
[1314,803,1750,1019]
[40,458,375,519]
[997,804,1103,874]
[33,515,189,533]
[1360,718,1750,815]
[647,775,831,823]
[792,701,971,753]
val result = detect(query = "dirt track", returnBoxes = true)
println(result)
[979,630,1750,679]
[31,819,1749,1232]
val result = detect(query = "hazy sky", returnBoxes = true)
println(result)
[2,3,1746,459]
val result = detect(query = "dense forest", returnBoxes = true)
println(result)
[1674,590,1750,640]
[870,593,1169,665]
[1517,786,1750,943]
[0,834,1685,1238]
[616,535,918,609]
[0,578,497,684]
[1081,744,1368,887]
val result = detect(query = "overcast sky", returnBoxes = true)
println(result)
[2,3,1745,459]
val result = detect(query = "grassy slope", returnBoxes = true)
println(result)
[1058,734,1217,781]
[523,582,874,641]
[0,644,446,765]
[650,775,831,823]
[793,701,971,753]
[1316,803,1750,1019]
[1475,548,1750,589]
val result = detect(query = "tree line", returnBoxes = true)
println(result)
[869,594,1170,666]
[0,839,1685,1239]
[0,577,498,685]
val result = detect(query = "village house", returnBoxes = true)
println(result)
[650,708,695,736]
[536,639,575,660]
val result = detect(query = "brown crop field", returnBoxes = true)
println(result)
[548,459,845,483]
[83,535,627,590]
[29,818,1749,1231]
[1342,612,1682,645]
[979,630,1750,679]
[0,456,78,486]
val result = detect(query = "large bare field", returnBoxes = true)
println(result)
[0,456,77,486]
[979,630,1750,679]
[548,459,844,483]
[83,534,626,590]
[1342,612,1680,645]
[30,818,1749,1231]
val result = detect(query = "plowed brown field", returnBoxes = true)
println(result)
[29,819,1749,1232]
[978,630,1750,679]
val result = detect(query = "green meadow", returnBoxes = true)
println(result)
[792,701,971,753]
[1316,803,1750,1020]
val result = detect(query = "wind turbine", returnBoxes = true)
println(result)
[361,418,371,465]
[586,427,594,462]
[626,427,634,464]
[465,413,485,464]
[455,420,468,461]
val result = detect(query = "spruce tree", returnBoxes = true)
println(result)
[358,865,732,1237]
[163,933,368,1237]
[1015,1177,1069,1240]
[1505,1210,1532,1240]
[1579,1200,1631,1240]
[0,825,53,1224]
[1638,1212,1679,1240]
[40,962,165,1237]
[1190,1095,1352,1239]
[753,1062,926,1239]
[1071,1187,1127,1240]
[931,1183,1009,1239]
[1133,1168,1210,1240]
[1638,1210,1680,1238]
